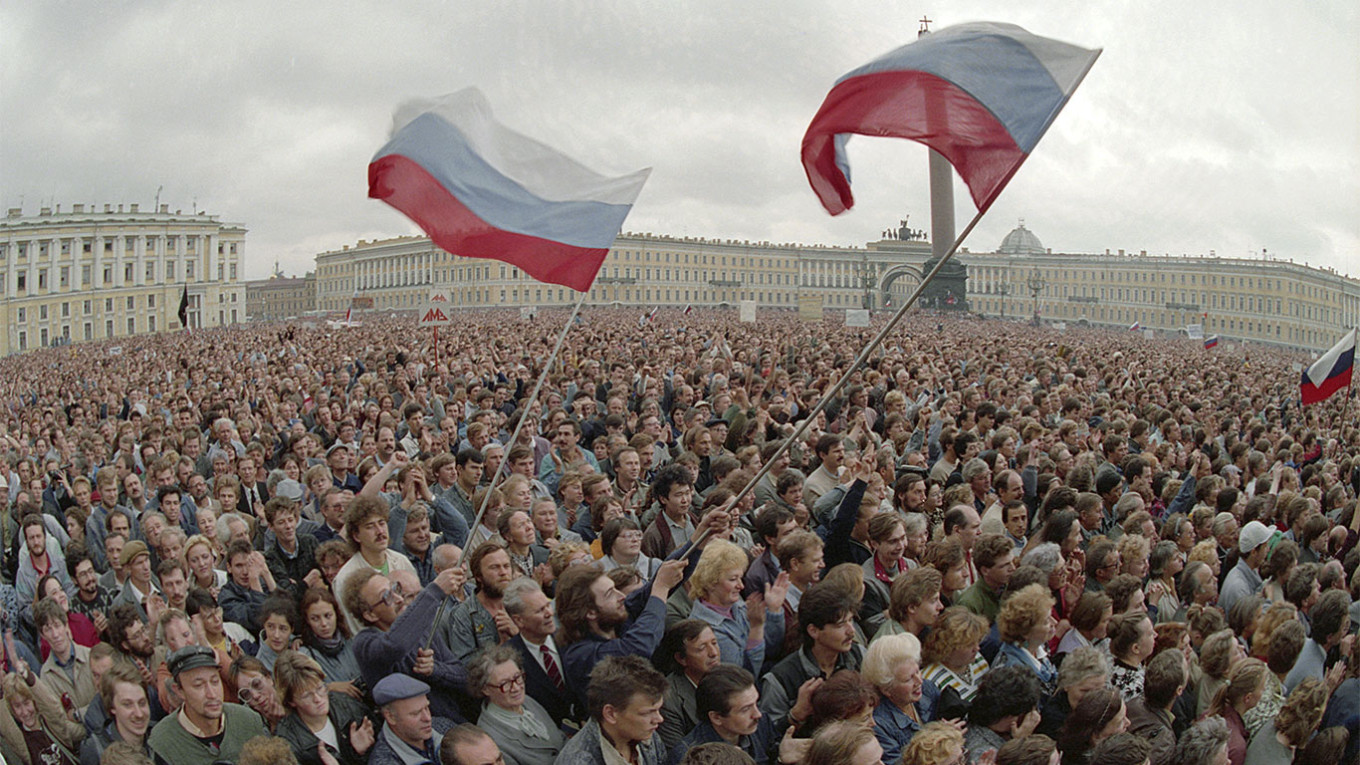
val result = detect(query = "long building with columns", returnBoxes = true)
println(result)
[0,203,246,355]
[312,221,1358,353]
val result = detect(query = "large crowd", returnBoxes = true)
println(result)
[0,306,1355,765]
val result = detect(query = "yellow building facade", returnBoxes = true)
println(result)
[246,273,316,322]
[0,204,246,355]
[311,224,1358,353]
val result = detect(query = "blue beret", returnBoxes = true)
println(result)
[372,673,430,706]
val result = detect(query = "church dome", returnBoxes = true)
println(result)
[998,221,1045,255]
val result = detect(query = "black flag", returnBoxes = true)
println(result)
[178,285,189,329]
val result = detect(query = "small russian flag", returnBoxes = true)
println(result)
[1128,321,1140,332]
[1204,335,1219,349]
[683,304,693,317]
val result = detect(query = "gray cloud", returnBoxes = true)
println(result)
[2,0,1355,281]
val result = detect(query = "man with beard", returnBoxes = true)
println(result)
[148,645,267,765]
[107,604,162,700]
[444,542,518,664]
[349,565,470,722]
[67,549,115,635]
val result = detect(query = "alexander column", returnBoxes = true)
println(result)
[920,17,955,264]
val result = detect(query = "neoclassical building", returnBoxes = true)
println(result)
[311,221,1358,353]
[0,203,246,355]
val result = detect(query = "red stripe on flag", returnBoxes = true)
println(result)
[369,154,606,292]
[1301,367,1352,406]
[803,70,1027,215]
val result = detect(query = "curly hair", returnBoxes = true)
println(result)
[466,643,523,699]
[239,735,298,765]
[1275,677,1328,746]
[689,539,749,603]
[921,606,988,666]
[547,541,592,579]
[1250,601,1298,658]
[997,583,1054,643]
[900,720,965,765]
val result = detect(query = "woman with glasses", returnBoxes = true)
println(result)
[273,650,375,765]
[469,644,564,765]
[599,517,661,578]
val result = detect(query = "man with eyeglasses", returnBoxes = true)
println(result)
[368,673,456,765]
[349,565,470,723]
[147,645,267,765]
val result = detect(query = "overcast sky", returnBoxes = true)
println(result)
[2,1,1356,282]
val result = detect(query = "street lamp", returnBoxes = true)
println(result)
[996,282,1010,320]
[1027,268,1047,326]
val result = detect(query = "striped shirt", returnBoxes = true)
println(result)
[923,655,990,704]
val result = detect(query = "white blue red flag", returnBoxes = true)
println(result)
[802,22,1100,215]
[1203,335,1219,349]
[1301,328,1356,406]
[368,88,650,292]
[1128,321,1140,332]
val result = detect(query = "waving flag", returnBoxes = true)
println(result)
[1128,321,1140,332]
[802,22,1100,215]
[1204,335,1219,349]
[1301,328,1356,406]
[369,88,650,292]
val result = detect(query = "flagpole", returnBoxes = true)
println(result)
[425,292,586,649]
[720,204,993,521]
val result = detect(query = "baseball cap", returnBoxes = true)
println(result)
[1238,520,1274,554]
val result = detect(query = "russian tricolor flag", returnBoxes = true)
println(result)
[1203,335,1219,349]
[1129,321,1141,332]
[368,89,650,292]
[1301,328,1356,406]
[802,22,1100,216]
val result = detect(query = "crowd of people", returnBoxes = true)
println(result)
[0,306,1355,765]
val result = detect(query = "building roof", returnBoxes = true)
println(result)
[998,222,1045,255]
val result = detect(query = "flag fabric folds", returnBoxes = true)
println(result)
[801,22,1100,216]
[1204,335,1219,349]
[369,88,651,292]
[1301,328,1356,406]
[178,286,189,330]
[1128,321,1140,331]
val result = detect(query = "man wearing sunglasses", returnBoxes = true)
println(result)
[350,565,470,723]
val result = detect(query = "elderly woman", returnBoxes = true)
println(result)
[921,607,990,708]
[805,720,883,765]
[900,721,966,765]
[1036,646,1110,740]
[864,633,942,765]
[874,567,944,642]
[1057,688,1129,765]
[273,650,374,765]
[688,539,786,675]
[860,515,909,636]
[0,670,86,765]
[599,517,662,578]
[469,644,564,765]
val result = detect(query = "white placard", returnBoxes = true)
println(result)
[739,300,757,323]
[1186,323,1204,339]
[520,306,538,319]
[845,309,870,327]
[420,293,453,326]
[1142,329,1154,340]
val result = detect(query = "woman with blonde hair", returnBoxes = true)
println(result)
[182,532,228,597]
[921,607,990,707]
[900,721,966,765]
[1204,658,1267,765]
[993,584,1059,697]
[0,671,85,765]
[272,650,374,765]
[688,539,788,675]
[863,632,941,765]
[1195,628,1245,717]
[805,720,883,765]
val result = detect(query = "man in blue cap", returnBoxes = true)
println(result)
[368,673,456,765]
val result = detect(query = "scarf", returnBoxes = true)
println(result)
[307,633,347,658]
[483,702,550,741]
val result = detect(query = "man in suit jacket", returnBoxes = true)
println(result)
[656,619,722,753]
[504,578,577,728]
[235,454,270,519]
